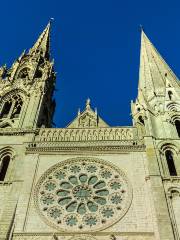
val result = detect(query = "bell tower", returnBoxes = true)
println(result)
[131,30,180,239]
[0,21,56,129]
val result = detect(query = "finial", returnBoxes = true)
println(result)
[139,24,144,32]
[49,18,54,25]
[86,98,91,109]
[95,107,97,115]
[78,108,81,116]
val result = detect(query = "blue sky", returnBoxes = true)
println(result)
[0,0,180,127]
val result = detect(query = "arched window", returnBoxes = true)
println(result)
[165,150,177,176]
[0,94,23,120]
[0,155,10,181]
[175,120,180,137]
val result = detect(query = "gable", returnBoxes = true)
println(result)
[67,99,109,128]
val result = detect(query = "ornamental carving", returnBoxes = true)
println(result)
[34,157,132,232]
[38,127,134,142]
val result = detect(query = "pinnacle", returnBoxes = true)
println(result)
[86,98,91,110]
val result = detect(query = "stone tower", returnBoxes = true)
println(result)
[0,21,55,129]
[0,23,180,240]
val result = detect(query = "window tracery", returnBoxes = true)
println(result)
[34,157,132,232]
[0,94,23,119]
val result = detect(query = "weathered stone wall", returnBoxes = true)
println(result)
[12,149,157,238]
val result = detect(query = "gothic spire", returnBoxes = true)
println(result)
[29,21,51,59]
[138,30,180,100]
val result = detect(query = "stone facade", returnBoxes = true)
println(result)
[0,22,179,240]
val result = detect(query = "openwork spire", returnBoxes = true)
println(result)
[29,21,51,59]
[139,30,180,100]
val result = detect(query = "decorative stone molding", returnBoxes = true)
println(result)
[26,141,145,153]
[0,128,38,136]
[12,232,155,240]
[38,127,135,142]
[157,141,179,155]
[34,157,132,233]
[163,176,180,184]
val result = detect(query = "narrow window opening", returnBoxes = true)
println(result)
[175,120,180,137]
[0,101,12,118]
[138,116,144,125]
[168,91,173,100]
[0,156,10,181]
[165,150,177,176]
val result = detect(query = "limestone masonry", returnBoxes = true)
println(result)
[0,22,180,240]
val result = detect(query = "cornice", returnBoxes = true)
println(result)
[26,140,145,153]
[0,128,38,136]
[13,231,154,236]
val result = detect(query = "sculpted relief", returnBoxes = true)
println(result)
[39,128,134,142]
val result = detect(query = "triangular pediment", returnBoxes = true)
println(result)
[67,99,109,128]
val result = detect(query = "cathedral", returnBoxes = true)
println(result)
[0,21,180,240]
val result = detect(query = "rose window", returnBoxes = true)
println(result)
[34,157,132,232]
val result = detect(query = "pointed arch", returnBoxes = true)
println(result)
[0,147,15,181]
[0,90,26,124]
[168,114,180,138]
[158,142,178,176]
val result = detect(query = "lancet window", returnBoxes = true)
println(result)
[0,155,10,181]
[175,120,180,138]
[165,150,177,176]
